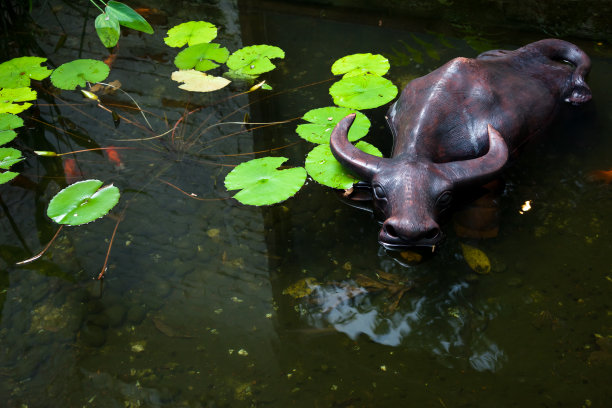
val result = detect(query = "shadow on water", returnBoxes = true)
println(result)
[0,0,611,406]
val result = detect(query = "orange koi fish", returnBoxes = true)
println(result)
[63,158,81,179]
[106,147,125,170]
[588,169,612,184]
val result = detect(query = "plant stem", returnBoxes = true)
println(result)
[89,0,105,14]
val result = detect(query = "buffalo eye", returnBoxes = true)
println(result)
[373,185,386,199]
[436,191,452,209]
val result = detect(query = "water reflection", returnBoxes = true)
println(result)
[293,265,506,371]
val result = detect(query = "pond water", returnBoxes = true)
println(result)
[1,0,612,406]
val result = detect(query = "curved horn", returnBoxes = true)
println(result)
[438,124,508,187]
[527,39,592,105]
[330,114,386,181]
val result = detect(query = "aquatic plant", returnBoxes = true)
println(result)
[91,0,154,48]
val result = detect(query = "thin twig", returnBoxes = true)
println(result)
[16,225,64,265]
[98,215,121,280]
[158,178,229,201]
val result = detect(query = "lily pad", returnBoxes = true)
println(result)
[224,156,306,206]
[0,57,52,88]
[164,21,217,48]
[460,243,491,274]
[0,147,24,169]
[305,142,382,189]
[95,13,121,48]
[0,113,24,130]
[50,59,110,90]
[171,70,230,92]
[296,107,370,144]
[226,45,285,76]
[0,130,17,146]
[0,87,36,114]
[46,179,120,226]
[106,1,154,34]
[174,43,229,71]
[0,171,18,184]
[329,74,398,110]
[331,53,390,78]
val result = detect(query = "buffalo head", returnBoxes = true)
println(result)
[330,114,508,249]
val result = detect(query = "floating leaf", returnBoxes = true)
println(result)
[0,87,36,114]
[331,53,390,78]
[305,142,382,189]
[34,150,58,157]
[224,156,306,206]
[95,13,121,48]
[460,243,491,274]
[106,1,154,34]
[0,130,17,146]
[0,147,24,169]
[330,74,398,110]
[171,70,230,92]
[0,113,23,130]
[50,59,110,90]
[0,171,18,184]
[296,107,370,144]
[226,45,285,76]
[46,179,120,226]
[174,43,229,71]
[0,57,52,88]
[164,21,217,48]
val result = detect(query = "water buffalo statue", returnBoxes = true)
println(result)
[330,39,591,250]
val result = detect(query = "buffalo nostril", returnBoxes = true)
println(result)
[423,228,440,241]
[383,222,398,238]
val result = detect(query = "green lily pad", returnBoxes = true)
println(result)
[174,43,229,71]
[0,113,24,130]
[106,1,154,34]
[0,57,52,88]
[0,147,24,169]
[0,130,17,146]
[50,59,110,90]
[0,87,36,114]
[305,142,382,189]
[296,107,370,144]
[164,21,217,48]
[226,45,285,76]
[225,157,306,206]
[0,171,18,184]
[95,13,121,48]
[329,74,398,110]
[331,53,390,78]
[47,179,120,226]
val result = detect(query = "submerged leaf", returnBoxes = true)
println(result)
[460,243,491,274]
[95,13,121,48]
[0,113,24,130]
[50,59,110,90]
[46,179,120,225]
[296,107,370,144]
[106,1,154,34]
[305,142,382,189]
[226,45,285,76]
[164,21,217,47]
[0,147,24,169]
[282,277,319,299]
[225,157,306,206]
[174,43,229,71]
[0,56,52,88]
[0,170,18,184]
[330,74,398,110]
[331,53,390,78]
[171,70,230,92]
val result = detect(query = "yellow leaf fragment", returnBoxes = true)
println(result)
[400,250,422,263]
[282,277,318,299]
[460,243,491,274]
[171,69,230,92]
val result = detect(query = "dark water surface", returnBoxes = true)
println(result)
[1,0,612,406]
